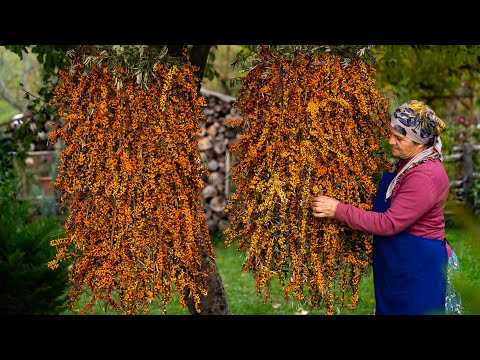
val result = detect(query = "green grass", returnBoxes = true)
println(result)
[60,212,479,315]
[443,204,480,315]
[444,226,480,315]
[210,236,376,315]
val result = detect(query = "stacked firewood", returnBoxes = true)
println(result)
[199,89,241,233]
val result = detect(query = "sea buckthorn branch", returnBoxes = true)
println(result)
[224,47,391,314]
[47,52,212,314]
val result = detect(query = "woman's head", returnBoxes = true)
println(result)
[388,125,426,160]
[389,100,446,159]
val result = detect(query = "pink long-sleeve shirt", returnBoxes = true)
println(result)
[334,159,452,256]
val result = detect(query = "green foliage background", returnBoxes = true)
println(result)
[0,135,69,315]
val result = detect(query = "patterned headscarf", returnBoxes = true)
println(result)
[386,100,447,200]
[390,100,446,157]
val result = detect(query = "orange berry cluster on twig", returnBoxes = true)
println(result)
[48,51,212,315]
[224,46,391,314]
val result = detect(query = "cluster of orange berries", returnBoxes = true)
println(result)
[224,47,391,314]
[48,52,213,314]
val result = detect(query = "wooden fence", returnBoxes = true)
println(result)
[444,142,480,207]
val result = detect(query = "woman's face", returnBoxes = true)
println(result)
[387,125,426,160]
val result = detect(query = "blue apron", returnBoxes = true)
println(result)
[372,171,448,315]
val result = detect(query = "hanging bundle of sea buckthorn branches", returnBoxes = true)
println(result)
[224,46,392,314]
[47,47,212,315]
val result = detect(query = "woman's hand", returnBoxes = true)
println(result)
[312,195,339,218]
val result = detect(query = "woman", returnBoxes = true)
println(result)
[312,100,462,315]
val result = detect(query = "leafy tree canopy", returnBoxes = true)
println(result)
[373,45,480,110]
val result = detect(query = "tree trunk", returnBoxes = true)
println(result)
[167,45,231,315]
[190,45,211,93]
[184,245,231,315]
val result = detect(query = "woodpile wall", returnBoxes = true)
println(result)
[199,88,241,234]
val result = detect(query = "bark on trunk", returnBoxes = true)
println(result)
[185,245,232,315]
[174,44,232,315]
[190,45,211,93]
